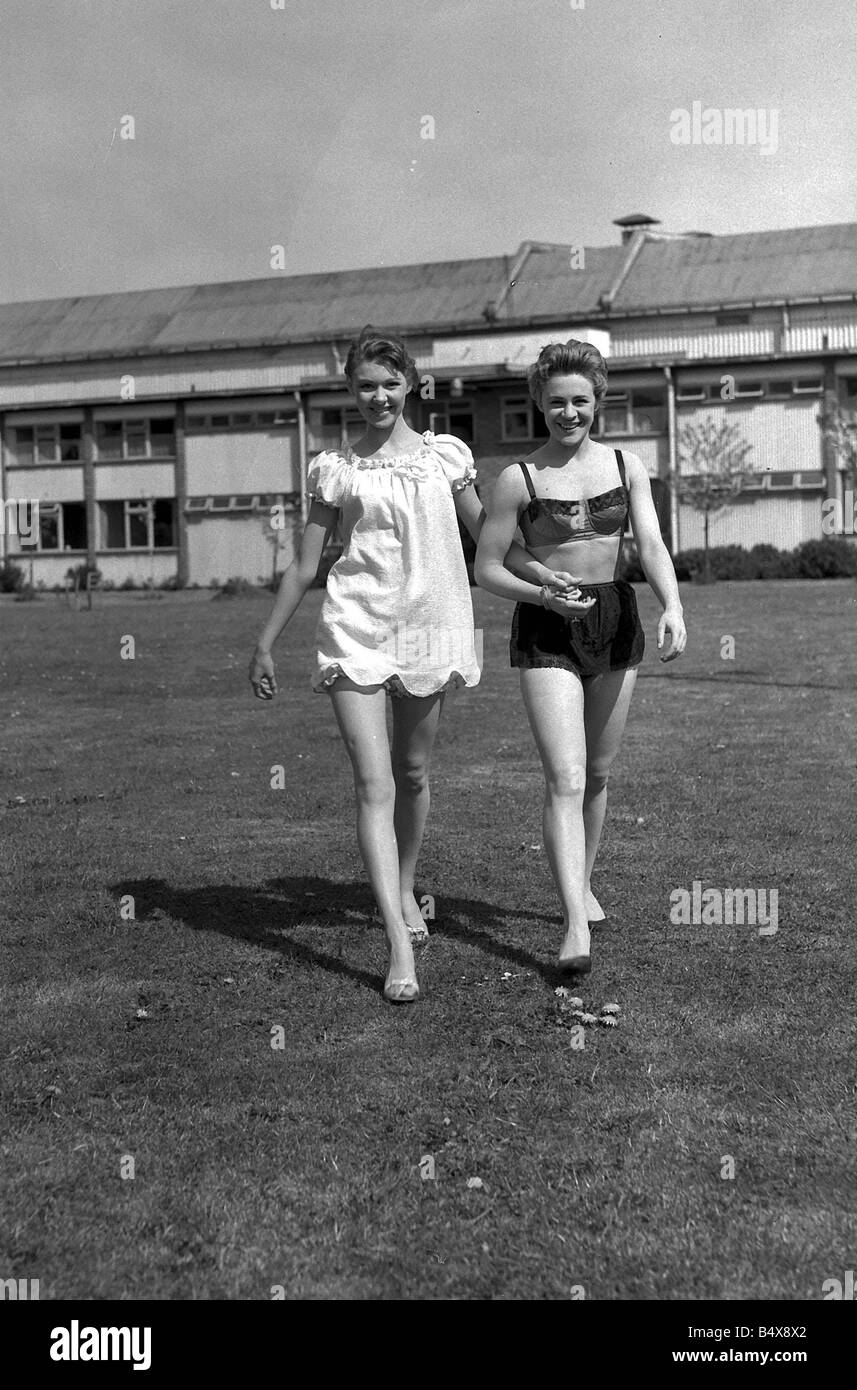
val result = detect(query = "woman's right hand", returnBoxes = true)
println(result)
[249,649,278,700]
[543,587,596,617]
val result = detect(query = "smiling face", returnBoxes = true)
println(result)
[539,373,598,445]
[349,358,410,427]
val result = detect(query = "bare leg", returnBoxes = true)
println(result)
[328,678,417,998]
[391,692,445,938]
[519,667,590,965]
[582,669,638,921]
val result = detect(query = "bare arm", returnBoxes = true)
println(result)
[625,453,687,661]
[473,467,594,614]
[454,481,577,589]
[249,500,338,696]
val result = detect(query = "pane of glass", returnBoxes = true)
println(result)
[256,412,275,425]
[149,418,174,433]
[100,501,125,549]
[450,409,474,444]
[128,508,149,547]
[186,415,208,427]
[153,499,174,547]
[96,422,123,459]
[62,503,87,550]
[36,428,58,462]
[231,413,252,426]
[125,427,147,456]
[13,428,34,463]
[39,511,59,549]
[601,409,627,434]
[211,414,230,427]
[503,410,530,438]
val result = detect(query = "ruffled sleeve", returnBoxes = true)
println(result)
[430,434,477,493]
[306,451,349,509]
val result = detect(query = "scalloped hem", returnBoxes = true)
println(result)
[313,662,478,697]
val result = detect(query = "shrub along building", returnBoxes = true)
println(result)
[1,215,855,588]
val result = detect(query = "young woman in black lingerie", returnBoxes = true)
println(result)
[475,340,686,976]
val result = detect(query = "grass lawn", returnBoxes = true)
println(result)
[1,577,855,1300]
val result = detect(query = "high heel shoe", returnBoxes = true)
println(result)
[383,976,420,1004]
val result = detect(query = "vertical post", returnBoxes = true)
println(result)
[82,406,97,571]
[174,399,189,587]
[0,412,7,565]
[664,365,679,555]
[295,390,308,524]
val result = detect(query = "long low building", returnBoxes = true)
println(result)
[1,214,855,588]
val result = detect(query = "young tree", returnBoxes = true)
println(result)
[671,417,754,582]
[818,393,857,489]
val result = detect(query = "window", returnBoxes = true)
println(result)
[97,498,176,550]
[676,387,706,402]
[501,396,534,441]
[95,421,123,460]
[149,418,176,456]
[311,405,364,449]
[94,418,176,461]
[428,402,476,444]
[100,501,125,549]
[127,502,150,547]
[792,378,823,395]
[184,492,299,514]
[9,422,82,465]
[630,391,665,433]
[36,501,87,550]
[715,312,751,326]
[59,425,81,460]
[39,504,60,549]
[185,408,293,430]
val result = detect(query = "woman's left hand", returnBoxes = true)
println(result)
[657,607,687,662]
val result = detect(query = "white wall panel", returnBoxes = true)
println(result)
[185,429,297,493]
[676,493,824,551]
[186,513,300,585]
[95,464,175,499]
[675,400,823,474]
[4,465,84,500]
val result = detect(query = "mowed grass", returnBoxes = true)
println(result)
[1,578,855,1301]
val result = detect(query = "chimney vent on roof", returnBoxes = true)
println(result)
[613,213,661,245]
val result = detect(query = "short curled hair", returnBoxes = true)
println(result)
[344,324,419,391]
[526,339,609,408]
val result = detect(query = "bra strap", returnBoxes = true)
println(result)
[614,449,627,489]
[518,461,536,499]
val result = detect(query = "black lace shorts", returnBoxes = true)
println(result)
[510,580,645,679]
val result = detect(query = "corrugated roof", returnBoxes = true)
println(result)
[0,223,854,365]
[612,223,857,312]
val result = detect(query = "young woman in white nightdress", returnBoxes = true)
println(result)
[249,327,575,1003]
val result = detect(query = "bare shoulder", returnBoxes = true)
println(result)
[619,450,650,488]
[486,461,528,513]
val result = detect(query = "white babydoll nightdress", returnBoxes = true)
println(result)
[306,431,481,696]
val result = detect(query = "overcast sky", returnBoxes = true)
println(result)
[0,0,854,303]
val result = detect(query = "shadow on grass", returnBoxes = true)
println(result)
[110,875,562,993]
[637,670,851,692]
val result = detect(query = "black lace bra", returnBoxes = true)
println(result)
[518,450,629,547]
